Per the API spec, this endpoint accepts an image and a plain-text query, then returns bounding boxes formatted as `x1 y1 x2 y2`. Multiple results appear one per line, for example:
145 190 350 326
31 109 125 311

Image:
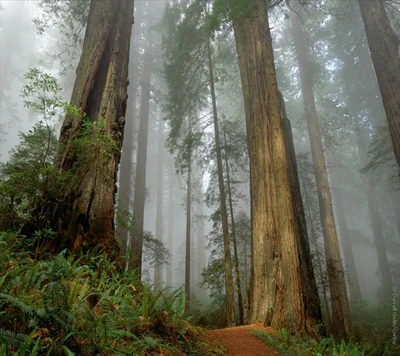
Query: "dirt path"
206 323 281 356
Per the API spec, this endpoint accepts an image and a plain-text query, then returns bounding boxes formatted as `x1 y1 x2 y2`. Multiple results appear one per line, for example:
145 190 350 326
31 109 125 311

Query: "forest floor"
206 323 282 355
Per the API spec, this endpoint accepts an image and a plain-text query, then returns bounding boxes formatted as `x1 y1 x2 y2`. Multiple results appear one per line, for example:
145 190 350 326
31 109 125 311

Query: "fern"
0 329 29 348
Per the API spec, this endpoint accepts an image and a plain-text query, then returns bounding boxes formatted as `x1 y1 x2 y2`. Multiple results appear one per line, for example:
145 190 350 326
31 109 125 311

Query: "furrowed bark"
50 0 134 258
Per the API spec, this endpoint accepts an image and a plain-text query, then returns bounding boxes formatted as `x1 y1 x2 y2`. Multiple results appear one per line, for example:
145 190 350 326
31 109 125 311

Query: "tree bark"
131 33 153 274
51 0 133 258
289 2 352 339
280 92 323 330
358 0 400 168
207 32 235 327
232 0 321 335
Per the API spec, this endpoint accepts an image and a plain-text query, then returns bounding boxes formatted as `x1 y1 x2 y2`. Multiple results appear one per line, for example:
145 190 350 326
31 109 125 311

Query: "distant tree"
289 0 352 339
154 119 166 289
131 20 154 274
162 0 209 313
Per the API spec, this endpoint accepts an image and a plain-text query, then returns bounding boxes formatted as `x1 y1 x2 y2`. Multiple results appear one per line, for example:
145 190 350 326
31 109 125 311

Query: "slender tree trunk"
195 164 207 301
289 2 352 339
223 129 244 325
166 156 175 287
117 67 137 258
232 0 322 335
301 176 332 334
355 119 393 290
154 117 164 289
185 120 193 314
207 32 235 327
331 185 363 303
49 0 133 258
358 0 400 168
131 33 153 274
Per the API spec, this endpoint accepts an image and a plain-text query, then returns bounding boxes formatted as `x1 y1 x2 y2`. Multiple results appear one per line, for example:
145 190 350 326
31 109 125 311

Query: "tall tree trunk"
358 0 400 168
223 129 244 325
131 33 153 274
166 156 175 287
280 92 323 330
154 117 164 289
331 184 363 303
301 176 332 334
207 32 235 327
195 182 207 301
232 0 322 335
289 2 352 339
117 66 137 258
185 120 193 314
355 119 393 290
50 0 133 258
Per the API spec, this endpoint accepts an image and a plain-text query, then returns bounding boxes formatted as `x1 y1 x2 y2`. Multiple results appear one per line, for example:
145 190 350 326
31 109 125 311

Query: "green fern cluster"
254 323 399 356
0 232 211 355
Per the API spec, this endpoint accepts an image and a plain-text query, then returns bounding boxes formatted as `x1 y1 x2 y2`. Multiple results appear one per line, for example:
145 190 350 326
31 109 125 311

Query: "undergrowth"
255 317 399 356
0 231 218 355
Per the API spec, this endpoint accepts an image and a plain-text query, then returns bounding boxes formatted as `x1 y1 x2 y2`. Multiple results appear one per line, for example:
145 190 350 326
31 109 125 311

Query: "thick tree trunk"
358 0 400 168
51 0 133 258
355 119 393 290
223 129 244 325
280 93 323 330
233 0 321 335
207 33 235 327
289 2 352 339
131 33 153 274
154 118 164 289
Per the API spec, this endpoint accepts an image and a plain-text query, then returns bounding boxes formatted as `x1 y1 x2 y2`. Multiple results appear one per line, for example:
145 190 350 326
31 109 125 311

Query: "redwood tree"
51 0 134 258
230 0 322 335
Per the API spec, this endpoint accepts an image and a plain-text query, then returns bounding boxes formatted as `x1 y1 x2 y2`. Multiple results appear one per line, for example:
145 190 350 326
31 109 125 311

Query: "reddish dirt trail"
206 323 282 356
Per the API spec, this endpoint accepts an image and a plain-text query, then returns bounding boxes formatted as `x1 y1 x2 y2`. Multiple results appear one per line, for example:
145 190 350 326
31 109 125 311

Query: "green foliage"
142 230 171 275
0 68 74 233
255 329 366 356
0 68 119 240
0 232 212 355
72 118 119 178
361 125 399 188
208 0 258 31
0 121 61 232
33 0 90 71
22 68 64 119
254 299 400 356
